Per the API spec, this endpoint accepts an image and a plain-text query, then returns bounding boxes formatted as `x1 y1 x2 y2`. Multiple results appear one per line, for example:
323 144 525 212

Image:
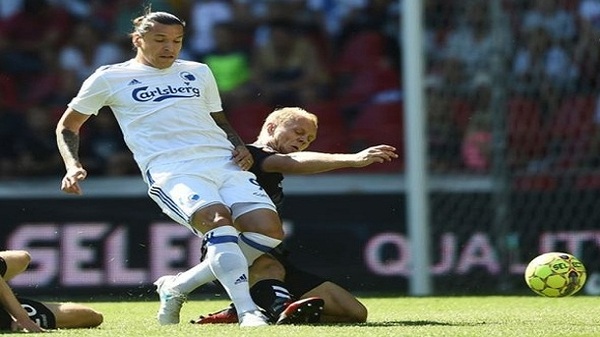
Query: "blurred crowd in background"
1 0 600 182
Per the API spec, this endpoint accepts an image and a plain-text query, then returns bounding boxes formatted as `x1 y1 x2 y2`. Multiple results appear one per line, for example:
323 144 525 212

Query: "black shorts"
0 298 57 330
284 264 327 298
0 257 7 278
271 244 327 297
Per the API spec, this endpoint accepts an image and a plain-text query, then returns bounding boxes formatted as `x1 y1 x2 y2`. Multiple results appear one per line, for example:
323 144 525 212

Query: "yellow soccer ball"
524 252 587 297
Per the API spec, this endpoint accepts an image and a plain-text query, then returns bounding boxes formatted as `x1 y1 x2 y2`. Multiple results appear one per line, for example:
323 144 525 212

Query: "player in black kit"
0 250 103 332
193 107 397 324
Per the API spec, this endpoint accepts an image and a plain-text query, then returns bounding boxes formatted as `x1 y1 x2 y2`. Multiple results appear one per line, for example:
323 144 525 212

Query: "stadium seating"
348 101 404 172
305 100 350 153
506 96 546 170
227 101 271 144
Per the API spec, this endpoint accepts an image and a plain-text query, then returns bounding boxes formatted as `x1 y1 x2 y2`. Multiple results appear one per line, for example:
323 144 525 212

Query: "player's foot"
154 275 187 325
276 297 324 325
238 309 270 327
191 304 239 324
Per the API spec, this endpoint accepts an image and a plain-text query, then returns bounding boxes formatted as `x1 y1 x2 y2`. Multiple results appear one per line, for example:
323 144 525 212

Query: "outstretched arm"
56 108 90 195
261 144 398 174
211 111 254 171
0 277 45 332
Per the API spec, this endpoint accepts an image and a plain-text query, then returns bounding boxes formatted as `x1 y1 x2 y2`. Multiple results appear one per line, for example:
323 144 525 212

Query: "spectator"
187 0 235 59
426 78 462 172
13 106 63 176
512 26 578 90
202 22 253 109
0 0 71 76
573 15 600 92
0 108 27 179
521 0 576 44
442 0 500 76
80 108 136 176
462 109 492 173
58 21 127 83
579 0 600 31
252 20 330 107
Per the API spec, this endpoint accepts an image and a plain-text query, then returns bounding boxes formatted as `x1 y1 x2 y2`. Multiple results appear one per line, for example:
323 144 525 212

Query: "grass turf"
24 295 600 336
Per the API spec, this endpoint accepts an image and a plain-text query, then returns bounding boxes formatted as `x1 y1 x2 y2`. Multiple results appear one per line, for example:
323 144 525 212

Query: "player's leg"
282 262 367 323
0 250 31 280
301 282 368 323
148 166 269 326
13 298 102 329
192 254 324 325
155 203 268 326
41 302 103 329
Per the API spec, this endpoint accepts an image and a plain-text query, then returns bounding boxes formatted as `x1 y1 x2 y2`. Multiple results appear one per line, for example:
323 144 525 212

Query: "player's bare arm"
0 277 45 332
56 108 91 195
261 144 398 174
210 111 254 170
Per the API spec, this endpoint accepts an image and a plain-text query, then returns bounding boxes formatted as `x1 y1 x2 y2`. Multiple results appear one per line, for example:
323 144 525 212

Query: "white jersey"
68 59 231 175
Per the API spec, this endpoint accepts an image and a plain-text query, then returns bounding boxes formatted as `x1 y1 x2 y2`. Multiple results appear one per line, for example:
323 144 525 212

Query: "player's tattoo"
210 111 245 147
59 129 81 161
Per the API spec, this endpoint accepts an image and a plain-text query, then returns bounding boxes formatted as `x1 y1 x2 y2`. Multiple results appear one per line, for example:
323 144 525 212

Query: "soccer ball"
524 252 587 297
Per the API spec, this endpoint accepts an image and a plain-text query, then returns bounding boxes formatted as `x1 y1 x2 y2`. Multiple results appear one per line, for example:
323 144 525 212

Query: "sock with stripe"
250 279 293 321
204 225 258 314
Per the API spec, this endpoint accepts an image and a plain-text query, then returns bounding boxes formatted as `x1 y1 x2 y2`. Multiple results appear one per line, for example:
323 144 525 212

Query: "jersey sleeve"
68 68 111 116
200 65 223 113
247 144 275 167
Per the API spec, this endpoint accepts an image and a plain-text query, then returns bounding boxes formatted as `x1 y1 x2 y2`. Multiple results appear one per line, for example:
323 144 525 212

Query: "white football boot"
154 275 187 325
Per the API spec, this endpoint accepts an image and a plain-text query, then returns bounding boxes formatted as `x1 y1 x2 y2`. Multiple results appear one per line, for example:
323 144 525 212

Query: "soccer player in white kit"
55 11 283 327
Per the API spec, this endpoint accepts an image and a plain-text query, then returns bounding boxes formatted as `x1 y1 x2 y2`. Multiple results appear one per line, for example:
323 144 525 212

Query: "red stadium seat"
338 66 401 107
513 174 559 191
546 95 597 170
348 101 404 172
335 31 387 74
306 100 350 153
227 101 271 143
506 96 546 169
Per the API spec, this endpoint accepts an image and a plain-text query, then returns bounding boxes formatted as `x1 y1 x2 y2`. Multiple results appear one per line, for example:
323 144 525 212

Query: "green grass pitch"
33 295 600 336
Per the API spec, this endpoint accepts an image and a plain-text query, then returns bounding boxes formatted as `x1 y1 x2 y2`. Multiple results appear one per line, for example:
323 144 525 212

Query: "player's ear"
132 34 143 48
267 123 277 135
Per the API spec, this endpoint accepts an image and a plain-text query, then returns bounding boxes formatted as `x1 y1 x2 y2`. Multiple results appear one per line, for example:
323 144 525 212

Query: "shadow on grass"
320 320 485 327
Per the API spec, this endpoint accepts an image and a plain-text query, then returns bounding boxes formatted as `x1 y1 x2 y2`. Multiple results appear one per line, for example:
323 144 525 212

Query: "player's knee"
8 250 31 274
211 251 246 273
250 256 285 282
235 210 284 240
191 205 234 233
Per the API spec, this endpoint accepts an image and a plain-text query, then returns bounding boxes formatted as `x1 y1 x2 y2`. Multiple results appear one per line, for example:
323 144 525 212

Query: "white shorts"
144 157 276 235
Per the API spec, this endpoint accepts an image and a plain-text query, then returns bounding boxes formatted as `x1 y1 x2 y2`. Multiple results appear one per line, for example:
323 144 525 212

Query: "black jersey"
247 144 284 210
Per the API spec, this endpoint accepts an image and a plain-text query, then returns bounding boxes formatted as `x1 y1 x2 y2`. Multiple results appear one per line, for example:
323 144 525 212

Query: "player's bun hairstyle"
131 11 186 36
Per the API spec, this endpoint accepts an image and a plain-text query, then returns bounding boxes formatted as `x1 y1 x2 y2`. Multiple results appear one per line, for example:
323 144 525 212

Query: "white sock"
238 232 282 265
170 259 215 295
204 226 258 314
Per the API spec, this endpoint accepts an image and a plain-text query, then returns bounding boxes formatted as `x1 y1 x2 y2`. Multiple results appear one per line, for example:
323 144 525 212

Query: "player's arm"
261 145 398 174
56 108 91 195
0 277 44 332
211 111 253 170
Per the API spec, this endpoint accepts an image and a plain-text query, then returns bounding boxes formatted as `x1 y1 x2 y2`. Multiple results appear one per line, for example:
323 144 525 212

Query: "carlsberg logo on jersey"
132 85 201 102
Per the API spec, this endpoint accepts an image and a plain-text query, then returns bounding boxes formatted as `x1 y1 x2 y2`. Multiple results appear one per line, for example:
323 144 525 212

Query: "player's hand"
60 166 88 195
11 318 46 333
354 145 398 167
232 145 254 171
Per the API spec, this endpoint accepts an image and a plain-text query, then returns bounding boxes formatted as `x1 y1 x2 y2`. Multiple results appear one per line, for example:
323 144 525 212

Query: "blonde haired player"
194 106 397 324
